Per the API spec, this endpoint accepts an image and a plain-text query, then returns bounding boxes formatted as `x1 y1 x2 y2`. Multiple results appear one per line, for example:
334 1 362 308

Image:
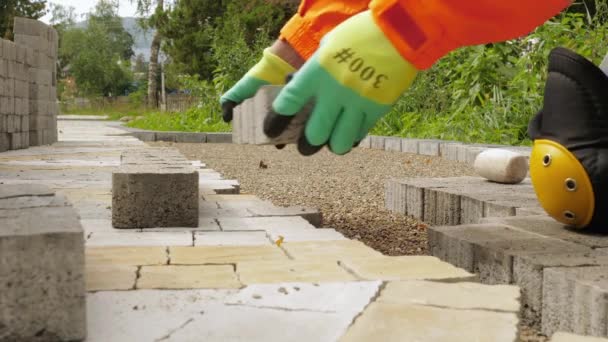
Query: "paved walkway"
0 118 526 341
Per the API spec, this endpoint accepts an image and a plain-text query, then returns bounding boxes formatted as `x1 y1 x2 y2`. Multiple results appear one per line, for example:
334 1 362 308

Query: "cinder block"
384 137 402 152
112 149 199 228
514 253 608 328
3 40 16 61
0 132 9 151
0 184 86 341
543 267 608 337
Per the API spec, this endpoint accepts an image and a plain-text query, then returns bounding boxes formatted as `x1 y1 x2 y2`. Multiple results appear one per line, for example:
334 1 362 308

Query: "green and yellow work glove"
220 48 296 123
264 11 419 155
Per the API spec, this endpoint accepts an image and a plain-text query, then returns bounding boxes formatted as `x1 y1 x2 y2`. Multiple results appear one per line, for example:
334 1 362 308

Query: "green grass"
127 110 231 132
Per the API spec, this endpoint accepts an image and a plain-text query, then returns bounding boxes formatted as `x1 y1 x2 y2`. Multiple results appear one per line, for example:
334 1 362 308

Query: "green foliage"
59 0 135 97
372 9 608 146
127 108 231 132
159 0 295 80
0 0 46 39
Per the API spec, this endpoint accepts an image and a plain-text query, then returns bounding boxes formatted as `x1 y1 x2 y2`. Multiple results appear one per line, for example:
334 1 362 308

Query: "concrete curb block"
118 125 232 144
0 184 86 341
384 176 543 226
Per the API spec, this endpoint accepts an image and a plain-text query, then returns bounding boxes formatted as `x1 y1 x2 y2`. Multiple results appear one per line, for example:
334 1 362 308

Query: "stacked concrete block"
0 38 29 151
232 85 312 145
385 176 543 226
428 218 608 337
112 148 199 228
0 184 86 341
13 17 59 147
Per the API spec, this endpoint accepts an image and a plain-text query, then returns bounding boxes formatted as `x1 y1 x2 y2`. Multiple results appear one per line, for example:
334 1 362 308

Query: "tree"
131 0 167 108
0 0 46 39
59 0 134 96
158 0 296 80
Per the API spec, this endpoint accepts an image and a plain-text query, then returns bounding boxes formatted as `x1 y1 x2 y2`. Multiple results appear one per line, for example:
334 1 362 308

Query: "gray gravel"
151 142 475 255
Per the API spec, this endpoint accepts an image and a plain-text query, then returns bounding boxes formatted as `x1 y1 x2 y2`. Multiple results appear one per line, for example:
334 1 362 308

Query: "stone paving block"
543 266 608 338
86 231 194 247
194 231 271 246
86 246 168 266
370 135 385 149
86 264 137 291
379 280 520 312
384 137 402 152
341 301 518 342
237 259 357 284
140 218 221 232
112 161 199 228
514 252 608 326
170 245 287 264
283 240 384 261
482 215 608 248
551 332 608 342
138 265 242 289
423 187 462 225
0 186 86 341
341 256 476 282
429 223 591 283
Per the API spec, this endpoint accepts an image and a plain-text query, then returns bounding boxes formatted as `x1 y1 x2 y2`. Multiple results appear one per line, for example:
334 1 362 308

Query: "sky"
40 0 140 24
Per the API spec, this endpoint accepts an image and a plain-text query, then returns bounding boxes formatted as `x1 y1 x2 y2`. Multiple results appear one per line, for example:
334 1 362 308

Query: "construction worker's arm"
369 0 572 70
220 0 370 122
264 1 572 155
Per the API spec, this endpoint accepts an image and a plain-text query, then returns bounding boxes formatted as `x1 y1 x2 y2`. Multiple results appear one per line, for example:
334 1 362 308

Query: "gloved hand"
220 48 296 123
263 10 419 155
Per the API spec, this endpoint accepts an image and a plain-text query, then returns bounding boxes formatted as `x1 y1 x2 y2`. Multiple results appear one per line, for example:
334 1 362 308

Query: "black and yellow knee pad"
528 47 608 230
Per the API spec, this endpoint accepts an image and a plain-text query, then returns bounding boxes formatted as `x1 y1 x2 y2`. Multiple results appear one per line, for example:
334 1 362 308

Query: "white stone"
474 148 528 184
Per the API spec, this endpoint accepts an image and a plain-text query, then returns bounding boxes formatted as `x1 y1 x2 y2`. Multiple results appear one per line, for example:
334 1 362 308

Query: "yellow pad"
530 139 595 228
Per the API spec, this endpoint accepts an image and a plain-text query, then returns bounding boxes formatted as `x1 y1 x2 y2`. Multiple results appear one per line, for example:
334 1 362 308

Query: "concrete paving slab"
86 231 193 247
86 246 168 267
138 265 242 289
194 231 271 246
86 265 137 291
170 245 288 264
87 285 375 342
551 332 608 341
378 280 519 312
340 301 518 342
341 256 476 282
218 216 316 231
237 259 357 284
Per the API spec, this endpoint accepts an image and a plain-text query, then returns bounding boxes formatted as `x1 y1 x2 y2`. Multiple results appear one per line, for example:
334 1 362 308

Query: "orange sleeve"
279 0 370 60
370 0 572 70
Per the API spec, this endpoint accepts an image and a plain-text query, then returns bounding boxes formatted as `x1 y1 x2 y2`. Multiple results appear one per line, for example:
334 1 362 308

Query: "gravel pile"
151 142 475 255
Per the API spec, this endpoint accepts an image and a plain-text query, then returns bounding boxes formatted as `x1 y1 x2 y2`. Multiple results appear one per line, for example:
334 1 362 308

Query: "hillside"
76 16 155 60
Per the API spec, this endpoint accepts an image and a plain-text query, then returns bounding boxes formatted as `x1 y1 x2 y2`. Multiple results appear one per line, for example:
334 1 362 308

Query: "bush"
372 10 608 146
